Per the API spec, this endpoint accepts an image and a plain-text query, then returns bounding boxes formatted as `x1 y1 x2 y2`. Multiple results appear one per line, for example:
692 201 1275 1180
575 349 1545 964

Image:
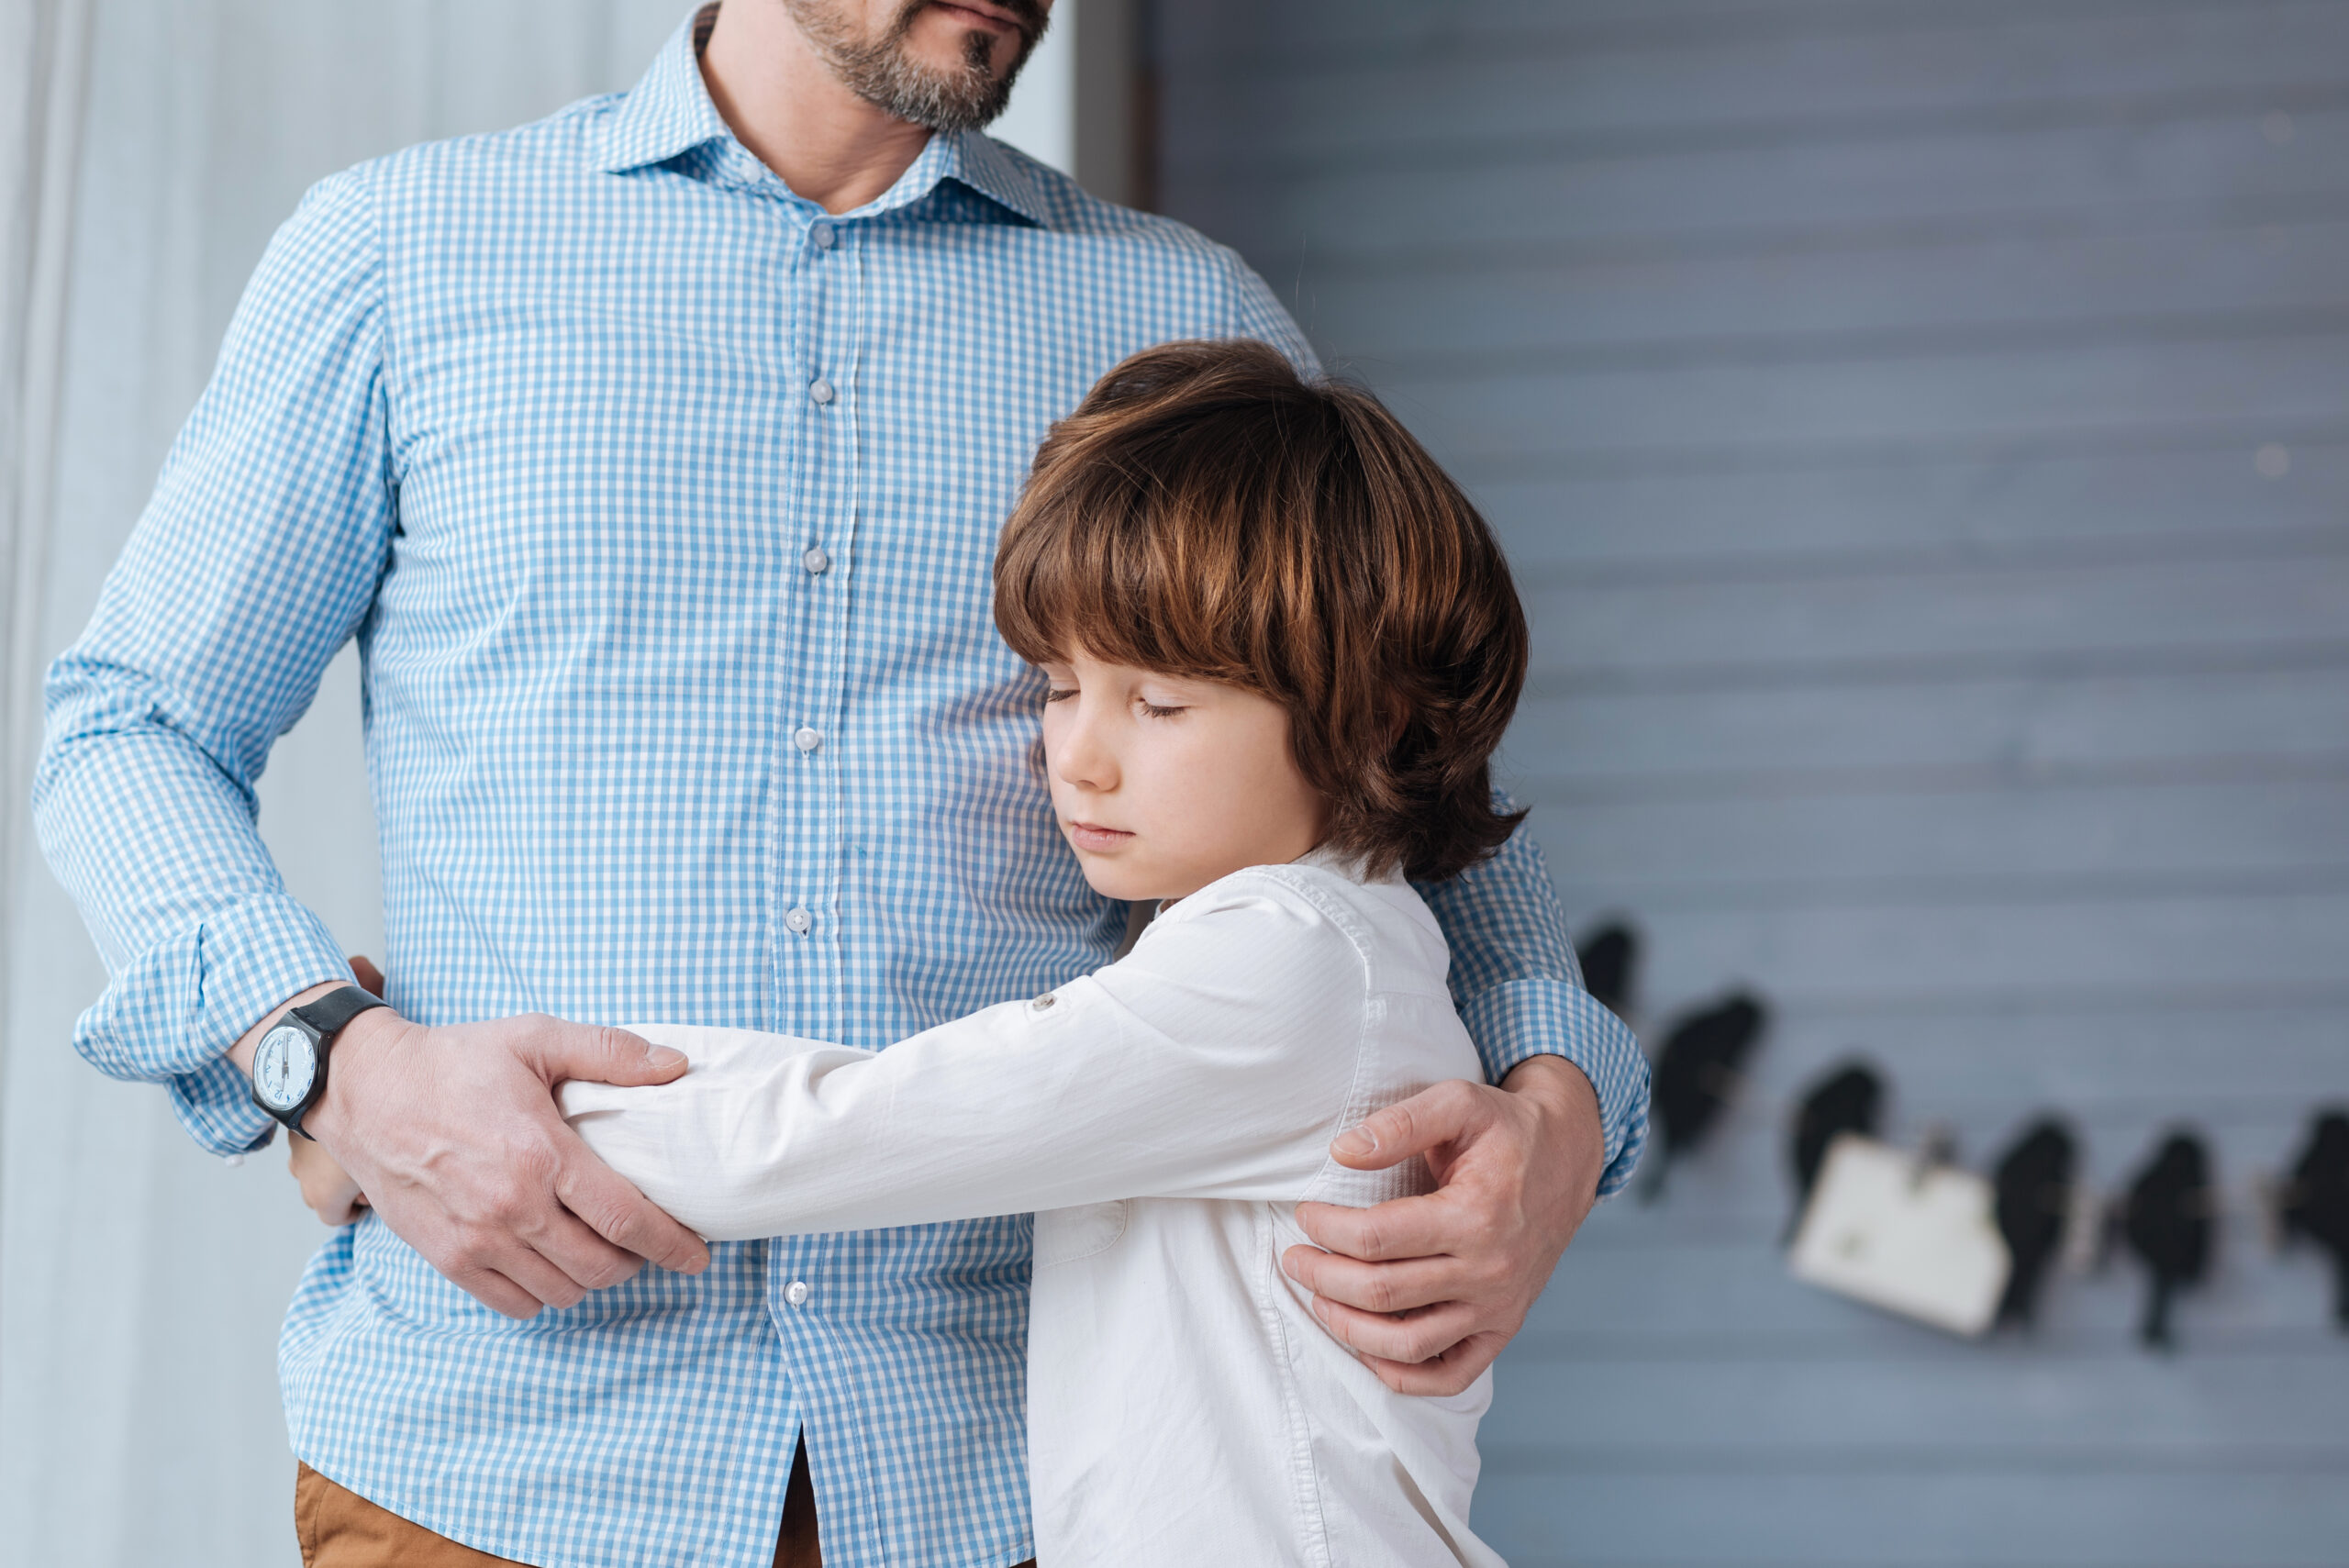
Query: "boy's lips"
1065 821 1134 852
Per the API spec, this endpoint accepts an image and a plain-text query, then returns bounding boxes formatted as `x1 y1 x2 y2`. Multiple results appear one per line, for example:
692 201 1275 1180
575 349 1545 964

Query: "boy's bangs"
995 456 1264 689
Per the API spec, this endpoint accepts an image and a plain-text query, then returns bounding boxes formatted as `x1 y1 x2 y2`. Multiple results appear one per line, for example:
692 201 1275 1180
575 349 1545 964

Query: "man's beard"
786 0 1048 134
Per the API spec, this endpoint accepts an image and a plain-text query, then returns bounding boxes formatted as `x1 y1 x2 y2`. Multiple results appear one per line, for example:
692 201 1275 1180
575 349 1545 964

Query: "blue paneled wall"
1160 4 2349 1562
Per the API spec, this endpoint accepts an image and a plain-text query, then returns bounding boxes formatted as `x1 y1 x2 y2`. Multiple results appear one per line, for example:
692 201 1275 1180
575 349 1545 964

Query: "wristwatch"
248 984 387 1140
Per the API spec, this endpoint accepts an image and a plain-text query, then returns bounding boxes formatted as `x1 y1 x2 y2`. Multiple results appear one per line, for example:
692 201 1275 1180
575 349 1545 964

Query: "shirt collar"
592 5 1052 230
941 128 1053 228
1298 843 1399 886
591 6 733 175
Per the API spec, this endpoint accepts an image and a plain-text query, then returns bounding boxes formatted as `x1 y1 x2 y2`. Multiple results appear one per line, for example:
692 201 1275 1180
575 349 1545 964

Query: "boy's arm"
560 875 1376 1240
1276 817 1653 1398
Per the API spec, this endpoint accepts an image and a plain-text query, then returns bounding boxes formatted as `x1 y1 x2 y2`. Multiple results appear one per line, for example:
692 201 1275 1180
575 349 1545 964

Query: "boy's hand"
290 1134 369 1225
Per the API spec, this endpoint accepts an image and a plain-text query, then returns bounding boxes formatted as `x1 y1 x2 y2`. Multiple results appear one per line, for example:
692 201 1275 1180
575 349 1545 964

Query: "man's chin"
904 30 1020 89
907 7 1031 83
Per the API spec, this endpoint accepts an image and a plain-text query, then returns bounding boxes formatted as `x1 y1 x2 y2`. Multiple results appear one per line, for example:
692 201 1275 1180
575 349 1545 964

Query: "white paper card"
1788 1134 2014 1338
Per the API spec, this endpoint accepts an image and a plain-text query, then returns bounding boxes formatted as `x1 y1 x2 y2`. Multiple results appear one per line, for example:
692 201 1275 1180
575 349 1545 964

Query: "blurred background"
3 2 2344 1564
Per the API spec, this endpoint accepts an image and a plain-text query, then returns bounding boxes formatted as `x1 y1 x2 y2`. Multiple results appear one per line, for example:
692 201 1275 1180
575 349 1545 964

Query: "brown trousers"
296 1444 1035 1568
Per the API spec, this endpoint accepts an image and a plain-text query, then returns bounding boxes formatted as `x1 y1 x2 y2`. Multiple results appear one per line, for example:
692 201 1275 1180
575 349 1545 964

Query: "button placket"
774 211 855 1044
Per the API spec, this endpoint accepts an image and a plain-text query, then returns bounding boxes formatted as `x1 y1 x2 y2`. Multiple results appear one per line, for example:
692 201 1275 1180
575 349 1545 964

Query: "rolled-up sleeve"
33 171 395 1153
1418 819 1652 1198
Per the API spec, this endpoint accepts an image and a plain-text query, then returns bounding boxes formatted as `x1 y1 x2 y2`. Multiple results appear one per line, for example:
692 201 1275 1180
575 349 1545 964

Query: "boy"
559 339 1531 1565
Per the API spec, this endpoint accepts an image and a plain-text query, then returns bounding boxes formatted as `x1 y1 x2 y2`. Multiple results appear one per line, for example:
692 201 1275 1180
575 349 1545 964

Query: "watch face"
254 1025 317 1111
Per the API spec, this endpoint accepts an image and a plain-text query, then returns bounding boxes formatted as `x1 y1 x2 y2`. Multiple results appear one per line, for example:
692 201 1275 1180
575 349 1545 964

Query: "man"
36 3 1648 1564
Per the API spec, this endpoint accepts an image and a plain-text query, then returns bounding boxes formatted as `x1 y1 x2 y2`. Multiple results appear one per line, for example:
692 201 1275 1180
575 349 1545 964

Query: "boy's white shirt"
561 849 1505 1568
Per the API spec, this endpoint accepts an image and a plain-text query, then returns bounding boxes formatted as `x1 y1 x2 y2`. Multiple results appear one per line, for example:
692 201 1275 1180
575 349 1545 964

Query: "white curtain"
0 5 694 1562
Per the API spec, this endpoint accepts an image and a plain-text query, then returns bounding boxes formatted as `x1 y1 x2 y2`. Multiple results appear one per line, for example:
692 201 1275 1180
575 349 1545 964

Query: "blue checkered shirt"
35 16 1648 1568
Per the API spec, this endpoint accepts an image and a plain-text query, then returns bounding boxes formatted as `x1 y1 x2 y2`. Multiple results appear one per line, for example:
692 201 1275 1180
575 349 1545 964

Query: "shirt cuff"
72 892 353 1155
1459 977 1651 1200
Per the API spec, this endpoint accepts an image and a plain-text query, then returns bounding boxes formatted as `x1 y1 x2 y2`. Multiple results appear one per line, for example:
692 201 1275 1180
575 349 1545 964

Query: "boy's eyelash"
1038 686 1185 717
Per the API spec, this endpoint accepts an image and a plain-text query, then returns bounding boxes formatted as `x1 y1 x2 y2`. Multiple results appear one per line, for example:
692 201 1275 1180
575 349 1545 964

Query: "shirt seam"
1257 1211 1341 1568
1200 867 1383 1206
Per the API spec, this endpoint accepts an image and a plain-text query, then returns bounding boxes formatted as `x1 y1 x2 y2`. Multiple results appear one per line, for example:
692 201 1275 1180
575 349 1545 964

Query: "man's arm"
1282 817 1653 1395
1420 821 1650 1195
1223 264 1653 1391
37 171 400 1150
1222 258 1650 1170
35 172 705 1316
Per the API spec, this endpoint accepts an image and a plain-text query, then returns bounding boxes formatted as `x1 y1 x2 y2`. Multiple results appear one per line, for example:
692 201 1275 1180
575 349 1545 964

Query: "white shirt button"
1030 993 1057 1012
794 726 822 753
785 906 812 936
811 222 836 249
808 378 835 406
803 545 830 575
785 1280 811 1307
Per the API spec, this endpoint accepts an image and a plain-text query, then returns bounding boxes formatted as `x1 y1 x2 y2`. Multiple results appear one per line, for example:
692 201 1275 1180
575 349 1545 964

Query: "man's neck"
700 4 936 215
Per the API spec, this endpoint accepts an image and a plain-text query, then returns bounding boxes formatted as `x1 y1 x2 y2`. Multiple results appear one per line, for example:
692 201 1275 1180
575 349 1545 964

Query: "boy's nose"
1052 715 1119 792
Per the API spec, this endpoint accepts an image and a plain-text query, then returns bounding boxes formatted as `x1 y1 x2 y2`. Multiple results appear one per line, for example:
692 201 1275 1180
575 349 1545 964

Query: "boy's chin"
1078 860 1165 905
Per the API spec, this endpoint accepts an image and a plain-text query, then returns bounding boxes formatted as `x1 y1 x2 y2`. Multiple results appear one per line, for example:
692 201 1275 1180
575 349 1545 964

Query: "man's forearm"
1501 1053 1605 1211
1418 824 1652 1196
227 979 352 1077
1502 1052 1599 1125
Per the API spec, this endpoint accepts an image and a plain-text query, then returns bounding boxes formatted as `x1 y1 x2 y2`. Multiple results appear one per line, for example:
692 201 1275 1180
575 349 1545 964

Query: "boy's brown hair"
994 339 1528 884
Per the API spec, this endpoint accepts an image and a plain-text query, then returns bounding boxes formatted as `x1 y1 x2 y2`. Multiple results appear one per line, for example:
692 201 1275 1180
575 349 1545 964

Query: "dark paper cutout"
1991 1118 2077 1331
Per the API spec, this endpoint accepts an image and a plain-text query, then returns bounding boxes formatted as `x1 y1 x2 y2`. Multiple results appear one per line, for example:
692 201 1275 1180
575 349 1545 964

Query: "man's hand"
1281 1055 1603 1395
232 967 709 1318
289 1133 368 1225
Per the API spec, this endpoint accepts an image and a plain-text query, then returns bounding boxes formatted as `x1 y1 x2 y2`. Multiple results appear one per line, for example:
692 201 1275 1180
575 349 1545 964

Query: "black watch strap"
289 984 387 1041
273 985 387 1140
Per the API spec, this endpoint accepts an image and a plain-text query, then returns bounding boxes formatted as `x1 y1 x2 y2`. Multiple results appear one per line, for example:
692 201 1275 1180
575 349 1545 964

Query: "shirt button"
785 906 813 936
785 1280 811 1307
809 378 835 406
811 222 836 250
1030 993 1057 1012
794 726 822 753
803 545 830 575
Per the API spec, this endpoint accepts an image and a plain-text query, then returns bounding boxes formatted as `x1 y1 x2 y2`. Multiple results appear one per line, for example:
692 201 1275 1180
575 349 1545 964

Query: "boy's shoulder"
1152 859 1449 990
